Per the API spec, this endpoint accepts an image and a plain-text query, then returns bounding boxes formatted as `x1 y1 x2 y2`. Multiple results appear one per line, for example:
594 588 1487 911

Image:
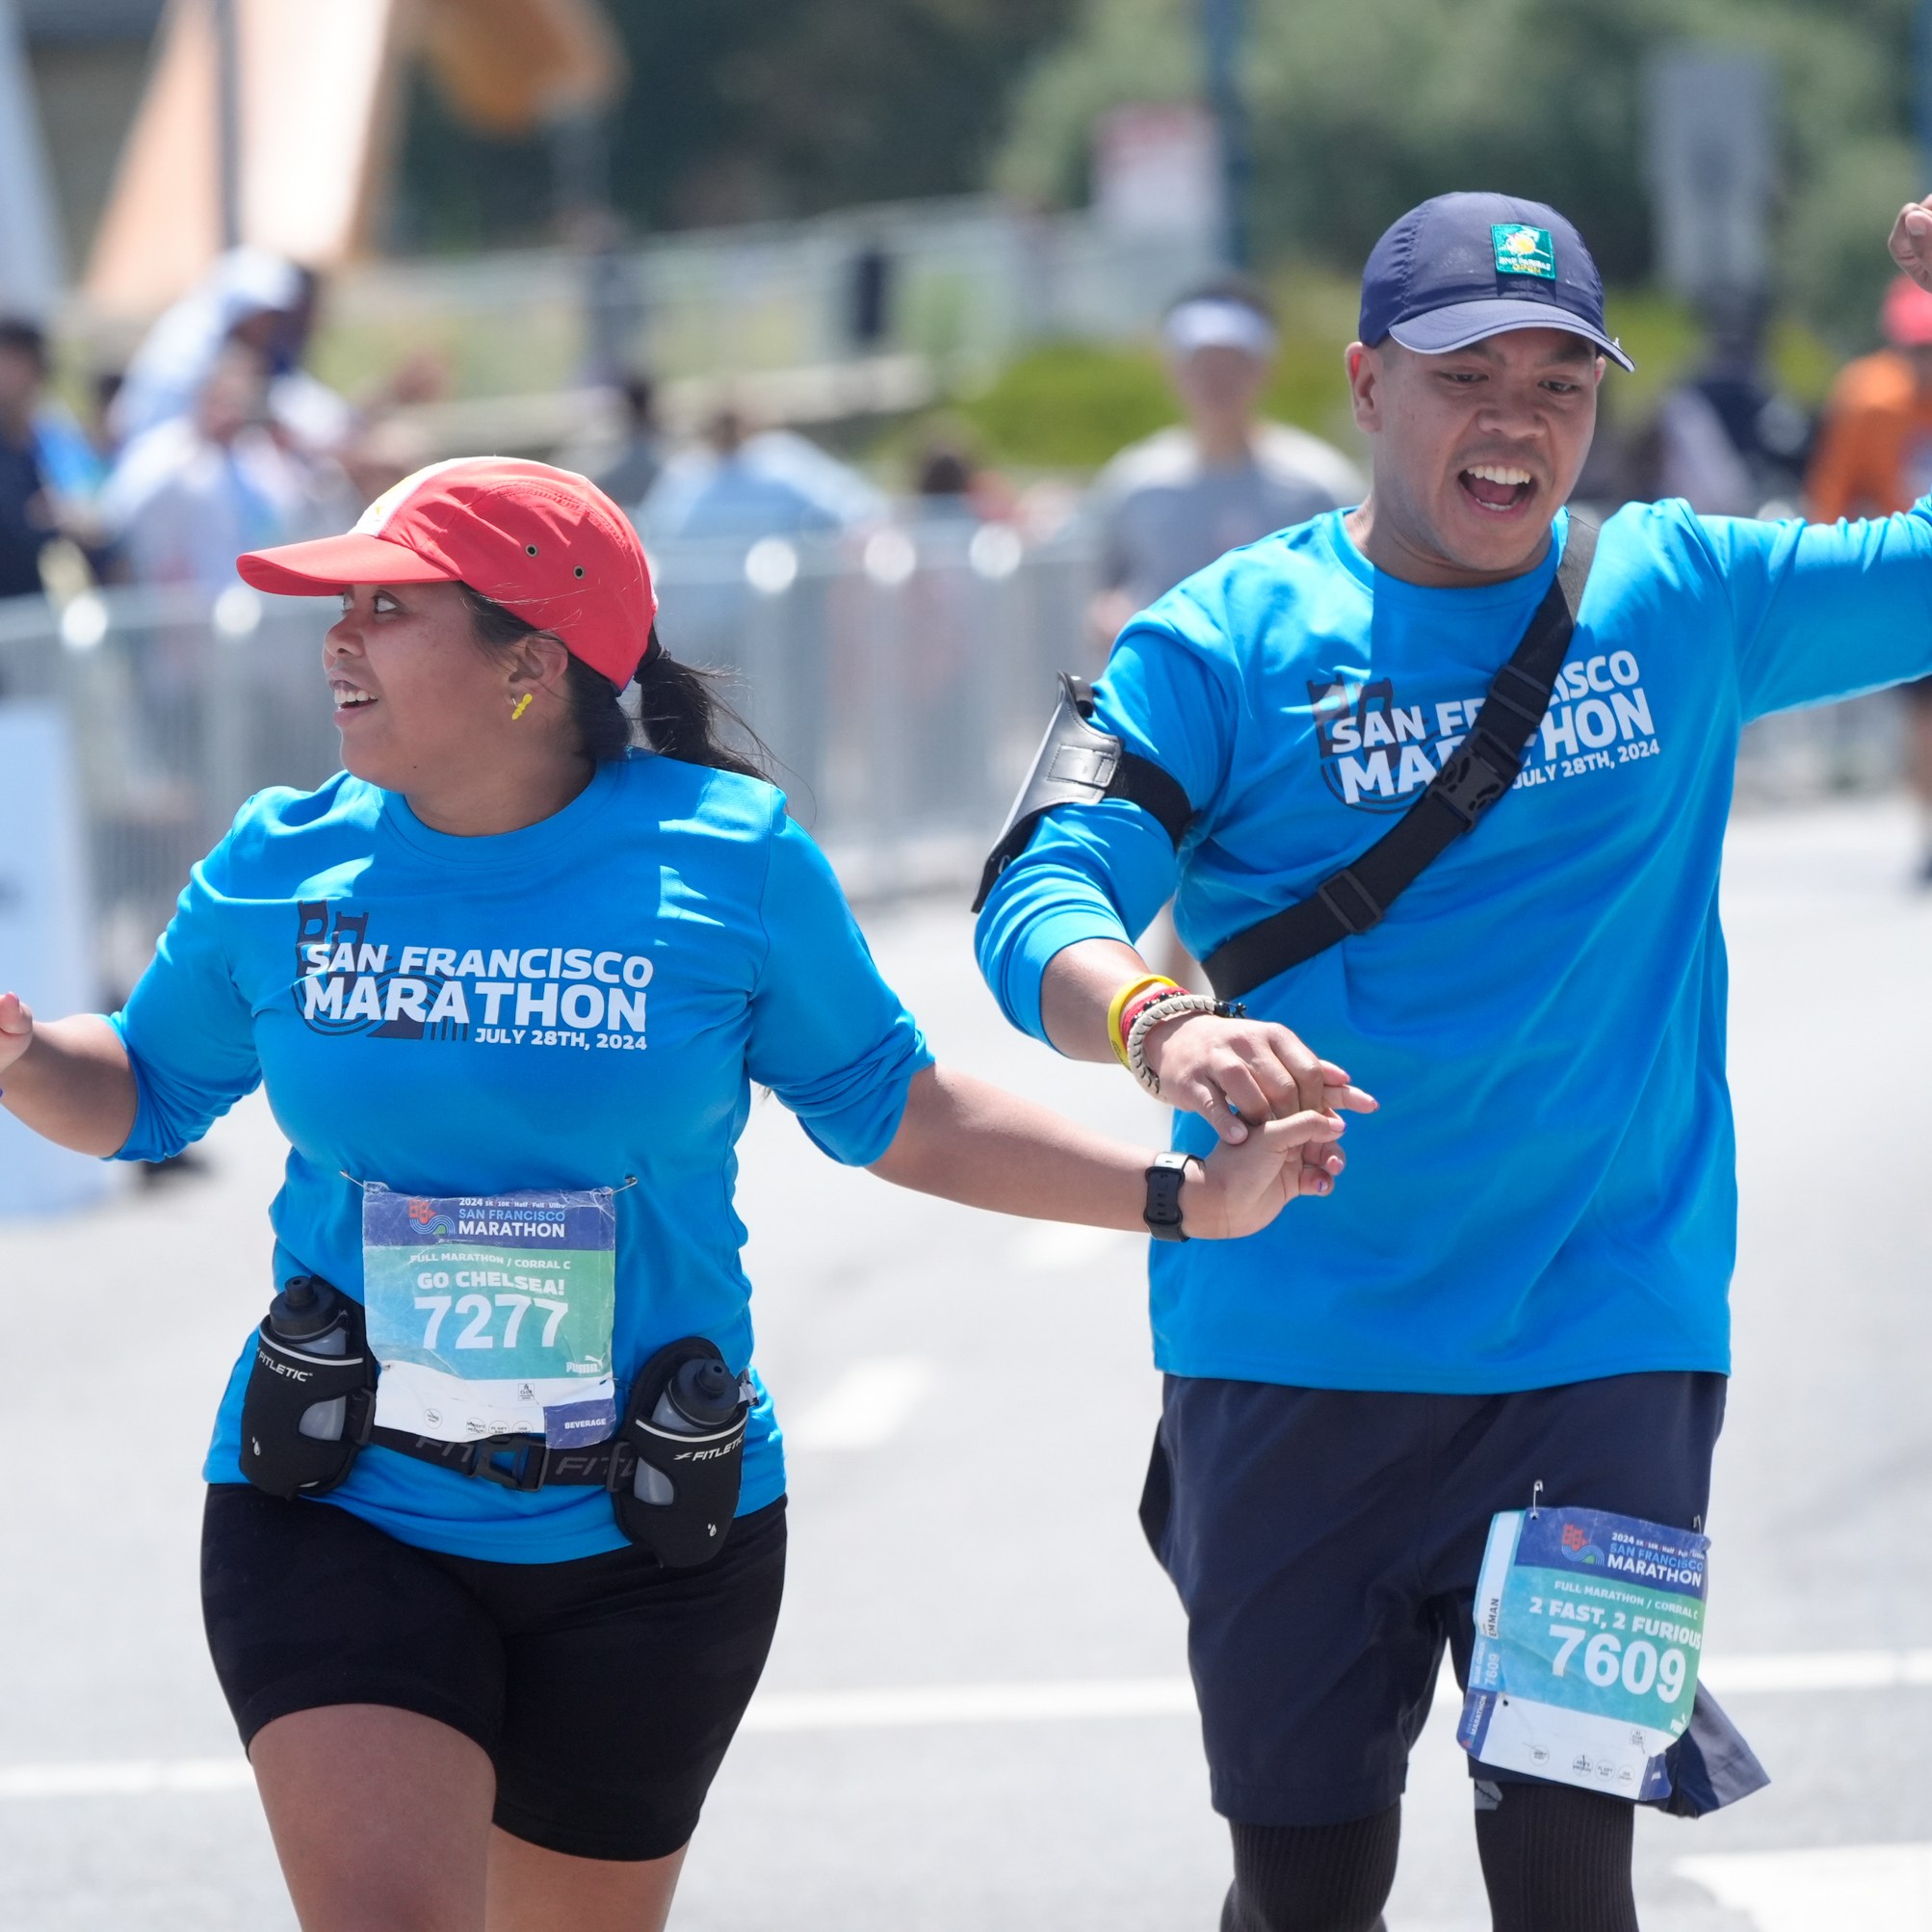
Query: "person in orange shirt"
1807 275 1932 877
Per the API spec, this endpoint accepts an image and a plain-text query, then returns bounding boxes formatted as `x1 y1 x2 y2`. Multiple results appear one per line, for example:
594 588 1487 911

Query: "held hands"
1183 1107 1347 1239
0 992 33 1078
1890 196 1932 292
1142 1011 1377 1164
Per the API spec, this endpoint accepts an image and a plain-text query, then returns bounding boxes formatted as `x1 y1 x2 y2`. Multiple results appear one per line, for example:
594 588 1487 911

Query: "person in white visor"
1087 278 1365 646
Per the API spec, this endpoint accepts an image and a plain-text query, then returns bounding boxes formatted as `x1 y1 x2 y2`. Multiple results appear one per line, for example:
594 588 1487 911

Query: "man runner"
975 190 1932 1931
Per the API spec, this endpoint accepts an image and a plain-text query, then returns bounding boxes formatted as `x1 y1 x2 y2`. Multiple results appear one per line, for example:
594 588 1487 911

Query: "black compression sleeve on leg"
1473 1781 1637 1932
1220 1805 1400 1932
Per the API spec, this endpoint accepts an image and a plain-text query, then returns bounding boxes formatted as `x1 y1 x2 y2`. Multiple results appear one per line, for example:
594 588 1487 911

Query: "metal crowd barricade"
0 583 343 1001
650 518 1096 896
0 529 1904 1007
0 520 1098 1001
1731 691 1902 804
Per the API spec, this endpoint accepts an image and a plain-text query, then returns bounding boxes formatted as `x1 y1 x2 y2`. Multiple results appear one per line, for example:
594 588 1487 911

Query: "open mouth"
1458 462 1536 516
331 684 379 716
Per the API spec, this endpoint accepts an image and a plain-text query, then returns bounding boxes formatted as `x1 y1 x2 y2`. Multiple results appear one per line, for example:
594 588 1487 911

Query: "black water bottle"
633 1356 740 1504
268 1276 353 1441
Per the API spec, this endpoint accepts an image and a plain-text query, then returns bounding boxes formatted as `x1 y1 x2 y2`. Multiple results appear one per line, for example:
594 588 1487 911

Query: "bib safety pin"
1528 1479 1543 1520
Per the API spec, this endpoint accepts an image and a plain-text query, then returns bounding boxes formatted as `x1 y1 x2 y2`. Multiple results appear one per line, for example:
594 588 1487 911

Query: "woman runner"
0 459 1368 1932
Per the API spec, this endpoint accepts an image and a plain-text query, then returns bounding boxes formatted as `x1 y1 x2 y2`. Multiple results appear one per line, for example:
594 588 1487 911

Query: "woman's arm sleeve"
744 812 933 1165
108 837 263 1162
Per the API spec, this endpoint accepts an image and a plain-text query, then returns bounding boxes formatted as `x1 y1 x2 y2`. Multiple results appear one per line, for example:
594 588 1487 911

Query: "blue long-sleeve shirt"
978 502 1932 1394
115 751 930 1560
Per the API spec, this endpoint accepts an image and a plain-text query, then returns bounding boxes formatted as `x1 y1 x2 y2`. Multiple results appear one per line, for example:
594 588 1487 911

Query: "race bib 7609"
1458 1504 1709 1802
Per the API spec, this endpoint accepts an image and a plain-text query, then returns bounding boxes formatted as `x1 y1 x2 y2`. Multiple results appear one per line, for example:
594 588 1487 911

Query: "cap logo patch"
1492 223 1555 280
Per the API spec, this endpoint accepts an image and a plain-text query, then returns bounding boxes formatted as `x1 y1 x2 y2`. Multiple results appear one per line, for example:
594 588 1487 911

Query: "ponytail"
459 587 770 780
633 630 770 779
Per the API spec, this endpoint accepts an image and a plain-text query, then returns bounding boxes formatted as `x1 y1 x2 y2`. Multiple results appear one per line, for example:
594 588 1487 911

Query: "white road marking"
0 1759 255 1800
783 1356 933 1451
742 1675 1197 1733
1703 1648 1932 1693
1677 1842 1932 1931
2 1644 1927 1801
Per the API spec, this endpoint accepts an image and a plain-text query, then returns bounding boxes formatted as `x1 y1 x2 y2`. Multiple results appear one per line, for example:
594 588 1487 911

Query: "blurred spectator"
593 373 665 509
111 249 360 468
1644 294 1809 516
110 248 305 446
90 370 127 466
0 324 52 601
911 436 1016 526
100 343 313 595
640 406 884 541
1807 277 1932 522
1808 275 1932 879
263 267 357 458
1086 278 1365 644
0 319 108 601
915 440 976 514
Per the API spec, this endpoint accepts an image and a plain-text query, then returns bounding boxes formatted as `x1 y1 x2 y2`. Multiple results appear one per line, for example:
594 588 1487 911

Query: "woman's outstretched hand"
0 994 136 1154
0 992 34 1078
1185 1106 1347 1240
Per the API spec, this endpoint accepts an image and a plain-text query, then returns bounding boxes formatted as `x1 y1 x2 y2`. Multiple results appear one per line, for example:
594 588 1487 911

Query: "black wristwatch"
1144 1151 1197 1241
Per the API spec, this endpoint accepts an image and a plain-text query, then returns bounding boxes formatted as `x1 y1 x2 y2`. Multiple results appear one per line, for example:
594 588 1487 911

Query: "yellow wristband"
1106 974 1181 1068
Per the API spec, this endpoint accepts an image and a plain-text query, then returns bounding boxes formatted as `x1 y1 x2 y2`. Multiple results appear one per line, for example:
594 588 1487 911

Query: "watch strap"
1144 1150 1194 1241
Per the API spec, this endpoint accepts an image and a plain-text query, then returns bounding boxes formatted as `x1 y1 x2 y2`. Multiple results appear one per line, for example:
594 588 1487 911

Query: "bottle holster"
238 1297 377 1501
236 1292 745 1565
609 1337 751 1568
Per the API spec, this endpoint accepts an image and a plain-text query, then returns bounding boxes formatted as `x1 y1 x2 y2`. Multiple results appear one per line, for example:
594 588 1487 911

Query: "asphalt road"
1 796 1929 1930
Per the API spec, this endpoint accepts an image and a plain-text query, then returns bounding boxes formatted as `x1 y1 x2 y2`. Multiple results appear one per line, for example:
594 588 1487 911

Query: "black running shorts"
1140 1371 1725 1828
201 1483 786 1861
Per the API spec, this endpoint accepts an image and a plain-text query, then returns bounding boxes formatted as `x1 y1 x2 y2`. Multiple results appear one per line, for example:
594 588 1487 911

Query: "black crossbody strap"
1203 519 1599 1004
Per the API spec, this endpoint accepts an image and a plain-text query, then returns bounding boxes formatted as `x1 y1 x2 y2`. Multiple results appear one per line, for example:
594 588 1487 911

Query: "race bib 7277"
361 1184 618 1449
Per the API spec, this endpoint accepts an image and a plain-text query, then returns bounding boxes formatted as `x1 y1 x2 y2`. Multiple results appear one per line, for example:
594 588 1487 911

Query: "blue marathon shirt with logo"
978 501 1932 1394
112 752 930 1561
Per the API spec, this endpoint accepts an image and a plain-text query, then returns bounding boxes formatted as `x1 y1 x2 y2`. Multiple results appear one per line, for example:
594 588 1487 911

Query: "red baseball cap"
1882 274 1932 350
236 457 659 687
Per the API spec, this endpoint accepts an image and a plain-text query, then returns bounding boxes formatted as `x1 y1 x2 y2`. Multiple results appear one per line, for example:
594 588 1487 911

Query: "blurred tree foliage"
959 342 1178 469
395 0 1077 248
994 0 1922 346
954 269 1841 472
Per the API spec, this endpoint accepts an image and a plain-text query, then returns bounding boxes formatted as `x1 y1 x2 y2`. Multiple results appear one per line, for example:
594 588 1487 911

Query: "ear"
502 632 574 702
1345 341 1383 433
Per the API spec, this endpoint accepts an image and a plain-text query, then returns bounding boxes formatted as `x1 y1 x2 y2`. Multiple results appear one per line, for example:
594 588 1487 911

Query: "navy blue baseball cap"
1359 191 1633 372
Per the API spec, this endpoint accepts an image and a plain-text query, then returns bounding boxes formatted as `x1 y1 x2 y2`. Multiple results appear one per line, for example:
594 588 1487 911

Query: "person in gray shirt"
1088 279 1365 646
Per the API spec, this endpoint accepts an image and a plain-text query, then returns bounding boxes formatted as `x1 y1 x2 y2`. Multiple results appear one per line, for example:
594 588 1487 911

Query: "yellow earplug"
510 693 533 721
